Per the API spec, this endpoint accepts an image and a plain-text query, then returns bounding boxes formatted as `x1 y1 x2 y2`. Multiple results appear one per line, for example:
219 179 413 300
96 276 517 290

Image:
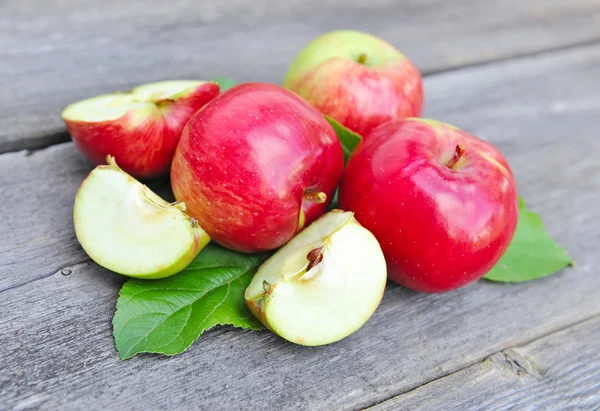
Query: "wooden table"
2 1 599 409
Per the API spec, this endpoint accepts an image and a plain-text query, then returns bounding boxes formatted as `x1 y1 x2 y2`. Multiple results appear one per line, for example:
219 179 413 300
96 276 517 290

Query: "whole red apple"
283 30 423 137
171 83 344 253
62 80 220 178
339 118 518 293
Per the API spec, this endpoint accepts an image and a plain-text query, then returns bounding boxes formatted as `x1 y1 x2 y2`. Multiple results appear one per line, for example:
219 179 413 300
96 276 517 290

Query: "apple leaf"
113 243 267 359
325 115 362 163
484 197 573 283
211 77 236 92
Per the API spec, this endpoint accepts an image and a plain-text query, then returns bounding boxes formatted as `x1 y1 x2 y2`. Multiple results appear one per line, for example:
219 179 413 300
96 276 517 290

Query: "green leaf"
211 77 236 92
113 243 267 359
484 197 573 283
325 115 362 163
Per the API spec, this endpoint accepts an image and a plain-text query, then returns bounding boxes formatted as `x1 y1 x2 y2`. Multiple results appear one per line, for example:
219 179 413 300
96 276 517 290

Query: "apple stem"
302 191 327 204
106 155 119 168
357 53 367 65
156 98 176 108
446 144 466 169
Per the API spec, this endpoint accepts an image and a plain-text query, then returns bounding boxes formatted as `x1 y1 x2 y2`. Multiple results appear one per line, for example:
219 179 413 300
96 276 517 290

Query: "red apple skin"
64 82 219 178
339 119 519 293
170 83 344 253
290 59 423 137
283 31 423 137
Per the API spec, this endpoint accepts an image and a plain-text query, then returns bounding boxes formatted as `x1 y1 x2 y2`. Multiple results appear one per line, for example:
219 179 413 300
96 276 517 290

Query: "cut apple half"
74 156 210 279
61 80 220 178
62 80 211 123
245 210 387 346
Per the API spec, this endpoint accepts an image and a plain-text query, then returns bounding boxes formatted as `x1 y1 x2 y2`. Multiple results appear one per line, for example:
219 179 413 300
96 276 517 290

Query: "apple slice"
74 156 210 279
62 80 220 178
245 210 387 346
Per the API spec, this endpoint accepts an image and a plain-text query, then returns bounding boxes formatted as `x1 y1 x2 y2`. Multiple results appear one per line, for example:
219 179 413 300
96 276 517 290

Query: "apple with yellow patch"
283 30 423 137
62 80 220 178
339 118 518 292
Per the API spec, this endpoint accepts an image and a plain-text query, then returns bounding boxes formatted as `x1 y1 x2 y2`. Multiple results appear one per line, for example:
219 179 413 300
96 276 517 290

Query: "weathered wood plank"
370 316 600 410
0 146 172 293
3 42 599 292
1 44 600 409
1 139 599 410
1 0 600 152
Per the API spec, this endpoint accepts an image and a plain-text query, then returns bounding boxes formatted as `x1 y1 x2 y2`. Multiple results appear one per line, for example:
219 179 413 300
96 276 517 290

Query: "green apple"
283 30 423 137
245 210 387 346
74 156 210 279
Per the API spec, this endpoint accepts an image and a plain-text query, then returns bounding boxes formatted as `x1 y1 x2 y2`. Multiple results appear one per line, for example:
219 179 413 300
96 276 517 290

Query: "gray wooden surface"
370 316 600 410
2 0 600 153
1 1 600 410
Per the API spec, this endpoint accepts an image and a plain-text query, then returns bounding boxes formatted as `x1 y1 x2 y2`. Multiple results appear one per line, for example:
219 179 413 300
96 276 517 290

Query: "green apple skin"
283 30 423 137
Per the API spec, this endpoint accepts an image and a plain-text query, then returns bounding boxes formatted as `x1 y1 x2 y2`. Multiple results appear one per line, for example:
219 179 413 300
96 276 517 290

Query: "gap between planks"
0 258 89 294
363 312 600 410
1 36 600 157
1 34 598 409
420 35 600 76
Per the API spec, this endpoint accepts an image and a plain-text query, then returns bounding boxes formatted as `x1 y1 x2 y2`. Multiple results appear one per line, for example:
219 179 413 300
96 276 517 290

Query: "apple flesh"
171 83 344 253
245 210 387 346
74 156 210 279
283 30 423 137
62 80 220 178
339 118 519 293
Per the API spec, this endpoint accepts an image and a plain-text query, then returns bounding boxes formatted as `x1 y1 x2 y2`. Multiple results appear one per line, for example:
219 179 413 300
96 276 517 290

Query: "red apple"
339 118 519 293
62 80 220 178
283 30 423 137
170 83 344 253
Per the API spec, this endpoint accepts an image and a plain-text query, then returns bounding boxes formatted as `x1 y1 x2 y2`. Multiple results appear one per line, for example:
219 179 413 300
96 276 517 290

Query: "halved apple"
245 210 387 346
73 156 210 279
62 80 220 178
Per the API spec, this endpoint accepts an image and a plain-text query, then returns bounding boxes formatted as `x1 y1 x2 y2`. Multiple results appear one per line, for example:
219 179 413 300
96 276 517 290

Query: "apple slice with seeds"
245 210 387 346
62 80 220 178
74 156 210 279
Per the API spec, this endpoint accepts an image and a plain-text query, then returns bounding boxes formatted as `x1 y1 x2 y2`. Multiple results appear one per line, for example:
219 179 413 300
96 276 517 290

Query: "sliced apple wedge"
245 210 387 346
74 156 210 279
62 80 220 178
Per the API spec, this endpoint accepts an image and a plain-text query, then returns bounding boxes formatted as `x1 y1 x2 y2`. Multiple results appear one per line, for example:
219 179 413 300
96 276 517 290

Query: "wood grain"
3 41 599 292
0 146 172 293
1 43 600 409
370 316 600 410
2 0 600 152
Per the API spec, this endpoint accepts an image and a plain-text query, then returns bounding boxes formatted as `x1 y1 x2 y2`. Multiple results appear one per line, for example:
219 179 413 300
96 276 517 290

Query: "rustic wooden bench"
1 0 599 409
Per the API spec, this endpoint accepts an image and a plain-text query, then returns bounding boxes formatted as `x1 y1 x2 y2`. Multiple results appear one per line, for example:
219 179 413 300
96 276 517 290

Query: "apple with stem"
74 156 210 279
339 118 519 293
62 80 220 178
245 210 387 346
283 30 423 137
171 83 344 253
